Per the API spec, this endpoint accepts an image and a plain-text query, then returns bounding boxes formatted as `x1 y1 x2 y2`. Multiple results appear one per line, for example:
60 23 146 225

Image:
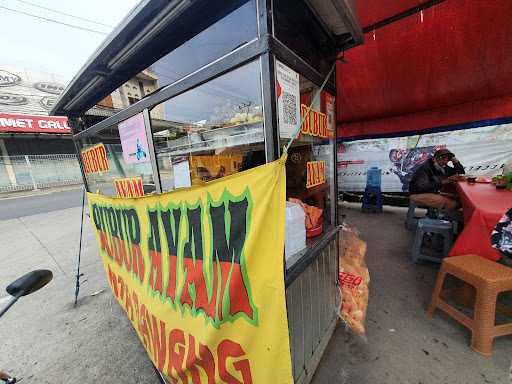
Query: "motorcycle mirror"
6 269 53 297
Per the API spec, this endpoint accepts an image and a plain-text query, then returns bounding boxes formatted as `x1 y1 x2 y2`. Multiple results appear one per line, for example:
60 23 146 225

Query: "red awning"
338 0 512 140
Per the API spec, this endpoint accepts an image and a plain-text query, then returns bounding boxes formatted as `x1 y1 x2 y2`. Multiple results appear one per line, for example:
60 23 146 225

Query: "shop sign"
87 157 293 383
0 70 21 87
118 113 150 164
306 160 326 188
276 60 300 139
300 104 328 139
114 176 144 198
81 143 109 174
0 113 70 133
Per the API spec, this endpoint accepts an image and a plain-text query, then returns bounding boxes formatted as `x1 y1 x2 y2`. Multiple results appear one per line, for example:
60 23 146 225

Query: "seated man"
409 148 465 210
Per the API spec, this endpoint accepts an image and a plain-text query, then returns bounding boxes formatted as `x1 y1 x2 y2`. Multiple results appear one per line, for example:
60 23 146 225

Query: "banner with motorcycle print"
338 123 512 192
87 156 293 384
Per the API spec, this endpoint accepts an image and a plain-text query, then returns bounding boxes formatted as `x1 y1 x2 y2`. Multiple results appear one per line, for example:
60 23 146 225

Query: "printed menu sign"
276 60 300 139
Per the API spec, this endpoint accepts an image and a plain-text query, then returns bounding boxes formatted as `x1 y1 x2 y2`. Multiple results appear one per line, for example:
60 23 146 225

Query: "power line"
0 5 108 35
10 0 114 28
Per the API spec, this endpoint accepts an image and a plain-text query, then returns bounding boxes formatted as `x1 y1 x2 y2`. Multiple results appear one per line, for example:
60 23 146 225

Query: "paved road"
0 188 85 220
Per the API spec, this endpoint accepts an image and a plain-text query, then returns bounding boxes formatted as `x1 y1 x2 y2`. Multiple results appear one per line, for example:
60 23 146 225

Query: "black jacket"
409 157 465 194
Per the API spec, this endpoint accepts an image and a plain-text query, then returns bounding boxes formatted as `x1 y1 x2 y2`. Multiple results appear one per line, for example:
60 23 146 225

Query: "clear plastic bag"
338 223 370 335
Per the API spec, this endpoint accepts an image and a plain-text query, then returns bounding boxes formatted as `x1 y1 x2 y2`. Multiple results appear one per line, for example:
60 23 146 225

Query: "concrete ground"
1 198 512 383
312 202 512 384
0 206 158 383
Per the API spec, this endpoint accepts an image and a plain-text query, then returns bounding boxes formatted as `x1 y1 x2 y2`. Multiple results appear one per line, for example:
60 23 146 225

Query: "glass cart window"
77 123 156 197
279 73 336 245
149 60 265 191
113 1 258 105
273 0 335 77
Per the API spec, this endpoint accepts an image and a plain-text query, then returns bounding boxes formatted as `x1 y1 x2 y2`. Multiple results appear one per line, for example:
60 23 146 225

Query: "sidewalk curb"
0 185 83 200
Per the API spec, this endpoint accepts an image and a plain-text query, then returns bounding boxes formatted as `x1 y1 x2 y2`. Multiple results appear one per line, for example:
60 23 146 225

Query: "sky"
0 0 140 83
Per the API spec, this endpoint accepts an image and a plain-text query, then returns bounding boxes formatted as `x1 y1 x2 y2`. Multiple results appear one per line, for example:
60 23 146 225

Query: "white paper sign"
276 60 300 139
173 160 191 189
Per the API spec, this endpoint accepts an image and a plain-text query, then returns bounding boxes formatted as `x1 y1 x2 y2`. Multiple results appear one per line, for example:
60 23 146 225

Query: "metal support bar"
268 36 337 96
73 37 268 141
260 53 280 162
362 0 447 33
143 109 162 193
24 155 38 191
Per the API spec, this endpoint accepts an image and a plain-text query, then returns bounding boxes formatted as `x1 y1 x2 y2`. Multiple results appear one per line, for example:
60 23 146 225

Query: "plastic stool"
405 203 438 230
411 218 453 263
428 255 512 356
361 186 382 213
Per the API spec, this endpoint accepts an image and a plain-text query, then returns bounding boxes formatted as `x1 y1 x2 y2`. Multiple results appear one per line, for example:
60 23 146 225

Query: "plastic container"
366 166 382 188
285 202 306 260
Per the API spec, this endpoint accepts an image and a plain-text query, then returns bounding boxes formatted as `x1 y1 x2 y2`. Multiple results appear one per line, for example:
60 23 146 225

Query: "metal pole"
143 108 162 193
25 155 38 191
74 187 86 306
0 294 21 319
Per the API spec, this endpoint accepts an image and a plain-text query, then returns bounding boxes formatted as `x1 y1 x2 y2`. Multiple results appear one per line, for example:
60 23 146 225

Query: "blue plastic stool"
362 186 383 213
405 203 438 231
411 218 454 264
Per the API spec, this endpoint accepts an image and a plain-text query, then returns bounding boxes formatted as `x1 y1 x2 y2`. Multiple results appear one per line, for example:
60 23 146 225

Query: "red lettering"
107 265 119 297
132 244 144 283
321 114 327 138
167 329 188 383
133 178 144 197
180 259 217 319
186 335 215 384
312 112 319 136
113 237 125 267
300 105 309 135
218 340 253 384
149 250 163 295
151 315 167 372
166 255 178 303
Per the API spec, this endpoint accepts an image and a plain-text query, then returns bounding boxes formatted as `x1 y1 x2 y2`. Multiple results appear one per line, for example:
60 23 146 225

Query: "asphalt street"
0 188 85 220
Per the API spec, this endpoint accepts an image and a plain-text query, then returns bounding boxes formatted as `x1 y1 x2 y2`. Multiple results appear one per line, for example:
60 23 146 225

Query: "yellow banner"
87 157 293 384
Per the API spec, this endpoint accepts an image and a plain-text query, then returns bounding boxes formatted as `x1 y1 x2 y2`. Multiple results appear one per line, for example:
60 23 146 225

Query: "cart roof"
51 0 247 117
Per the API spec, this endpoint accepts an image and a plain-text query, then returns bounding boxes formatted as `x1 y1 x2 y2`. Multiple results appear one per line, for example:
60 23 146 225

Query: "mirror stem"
0 292 23 319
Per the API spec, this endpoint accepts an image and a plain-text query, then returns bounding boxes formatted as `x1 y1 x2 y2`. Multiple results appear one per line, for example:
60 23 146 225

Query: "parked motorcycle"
0 270 53 383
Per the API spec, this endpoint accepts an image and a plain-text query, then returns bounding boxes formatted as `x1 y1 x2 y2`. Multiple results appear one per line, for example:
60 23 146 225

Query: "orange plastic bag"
338 224 370 335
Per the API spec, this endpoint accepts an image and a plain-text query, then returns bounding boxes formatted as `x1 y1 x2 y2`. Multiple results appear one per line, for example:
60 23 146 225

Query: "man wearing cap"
409 148 465 211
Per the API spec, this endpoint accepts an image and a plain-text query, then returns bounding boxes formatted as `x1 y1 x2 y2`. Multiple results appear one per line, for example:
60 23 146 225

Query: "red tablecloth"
449 182 512 260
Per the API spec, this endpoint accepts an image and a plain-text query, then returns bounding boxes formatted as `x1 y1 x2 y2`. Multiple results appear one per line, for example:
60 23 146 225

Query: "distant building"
0 66 165 158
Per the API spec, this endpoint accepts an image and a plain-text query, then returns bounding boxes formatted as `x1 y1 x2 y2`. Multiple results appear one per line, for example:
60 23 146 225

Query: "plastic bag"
338 223 370 335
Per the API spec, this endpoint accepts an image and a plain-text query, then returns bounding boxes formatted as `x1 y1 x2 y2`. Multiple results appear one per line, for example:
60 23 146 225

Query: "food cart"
52 1 363 382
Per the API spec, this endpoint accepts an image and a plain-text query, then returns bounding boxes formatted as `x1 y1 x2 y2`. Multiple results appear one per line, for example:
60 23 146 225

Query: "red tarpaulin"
338 0 512 140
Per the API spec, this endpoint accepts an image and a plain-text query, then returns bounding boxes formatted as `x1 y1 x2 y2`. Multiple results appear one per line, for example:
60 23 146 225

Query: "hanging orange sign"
114 176 144 198
81 143 109 174
306 160 326 188
300 104 328 139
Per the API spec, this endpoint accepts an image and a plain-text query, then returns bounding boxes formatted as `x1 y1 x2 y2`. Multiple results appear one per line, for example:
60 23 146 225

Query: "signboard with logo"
0 113 70 133
0 67 66 116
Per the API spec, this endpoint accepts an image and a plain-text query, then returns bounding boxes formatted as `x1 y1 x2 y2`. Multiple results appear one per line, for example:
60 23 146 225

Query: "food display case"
52 1 362 382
